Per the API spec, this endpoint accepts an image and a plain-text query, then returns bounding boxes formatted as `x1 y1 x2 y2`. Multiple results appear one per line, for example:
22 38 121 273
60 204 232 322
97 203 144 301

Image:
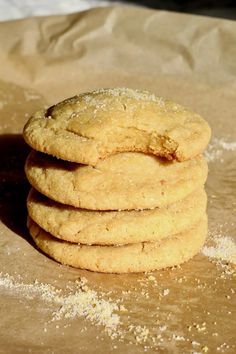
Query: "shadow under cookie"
0 134 31 242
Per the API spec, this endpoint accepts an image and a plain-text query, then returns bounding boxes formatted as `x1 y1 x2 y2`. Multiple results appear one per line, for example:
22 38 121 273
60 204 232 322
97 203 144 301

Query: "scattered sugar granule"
163 289 170 296
119 305 127 312
202 236 236 264
128 325 149 344
23 90 42 101
192 322 207 332
172 334 185 341
204 137 236 163
159 325 167 332
0 273 120 338
192 341 200 346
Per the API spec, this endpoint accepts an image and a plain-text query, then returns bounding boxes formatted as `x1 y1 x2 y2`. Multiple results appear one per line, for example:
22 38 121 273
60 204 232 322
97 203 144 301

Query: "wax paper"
0 6 235 354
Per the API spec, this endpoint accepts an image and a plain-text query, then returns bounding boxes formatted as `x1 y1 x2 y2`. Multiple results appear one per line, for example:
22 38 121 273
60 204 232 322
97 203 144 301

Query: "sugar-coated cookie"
25 150 208 210
27 188 207 245
28 216 207 273
23 88 211 165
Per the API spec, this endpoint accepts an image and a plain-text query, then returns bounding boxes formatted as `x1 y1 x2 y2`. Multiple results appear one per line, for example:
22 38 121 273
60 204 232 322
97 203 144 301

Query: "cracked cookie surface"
25 150 208 210
28 216 207 273
27 188 207 245
23 88 211 165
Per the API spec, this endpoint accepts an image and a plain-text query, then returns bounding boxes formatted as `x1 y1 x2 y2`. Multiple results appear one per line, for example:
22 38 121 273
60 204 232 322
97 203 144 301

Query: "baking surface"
0 7 235 354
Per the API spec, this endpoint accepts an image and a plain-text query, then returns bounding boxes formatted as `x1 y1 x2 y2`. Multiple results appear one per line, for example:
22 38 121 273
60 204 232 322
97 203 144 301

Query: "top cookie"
23 88 211 165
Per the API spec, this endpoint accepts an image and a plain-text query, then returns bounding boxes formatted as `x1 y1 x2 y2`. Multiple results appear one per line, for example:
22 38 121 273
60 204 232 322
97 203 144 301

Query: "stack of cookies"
23 88 211 273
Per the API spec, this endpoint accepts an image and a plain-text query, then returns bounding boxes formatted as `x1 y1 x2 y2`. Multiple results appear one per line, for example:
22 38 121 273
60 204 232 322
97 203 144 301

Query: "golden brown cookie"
25 150 208 210
28 216 207 273
27 188 207 245
23 88 211 165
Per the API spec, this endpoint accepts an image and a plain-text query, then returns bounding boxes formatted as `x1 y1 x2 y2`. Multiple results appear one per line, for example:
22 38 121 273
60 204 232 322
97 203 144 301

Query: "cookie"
25 150 208 210
27 188 207 245
28 216 207 273
23 88 211 165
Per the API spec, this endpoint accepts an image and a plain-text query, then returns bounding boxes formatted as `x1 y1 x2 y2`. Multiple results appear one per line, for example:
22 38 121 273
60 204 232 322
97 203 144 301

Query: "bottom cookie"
28 216 207 273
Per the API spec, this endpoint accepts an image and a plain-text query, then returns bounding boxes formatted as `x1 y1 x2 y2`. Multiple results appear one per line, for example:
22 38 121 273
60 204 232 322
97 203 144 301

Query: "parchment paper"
0 6 235 354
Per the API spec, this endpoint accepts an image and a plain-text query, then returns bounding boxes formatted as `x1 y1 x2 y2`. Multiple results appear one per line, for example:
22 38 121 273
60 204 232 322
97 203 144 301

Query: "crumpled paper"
0 6 235 354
